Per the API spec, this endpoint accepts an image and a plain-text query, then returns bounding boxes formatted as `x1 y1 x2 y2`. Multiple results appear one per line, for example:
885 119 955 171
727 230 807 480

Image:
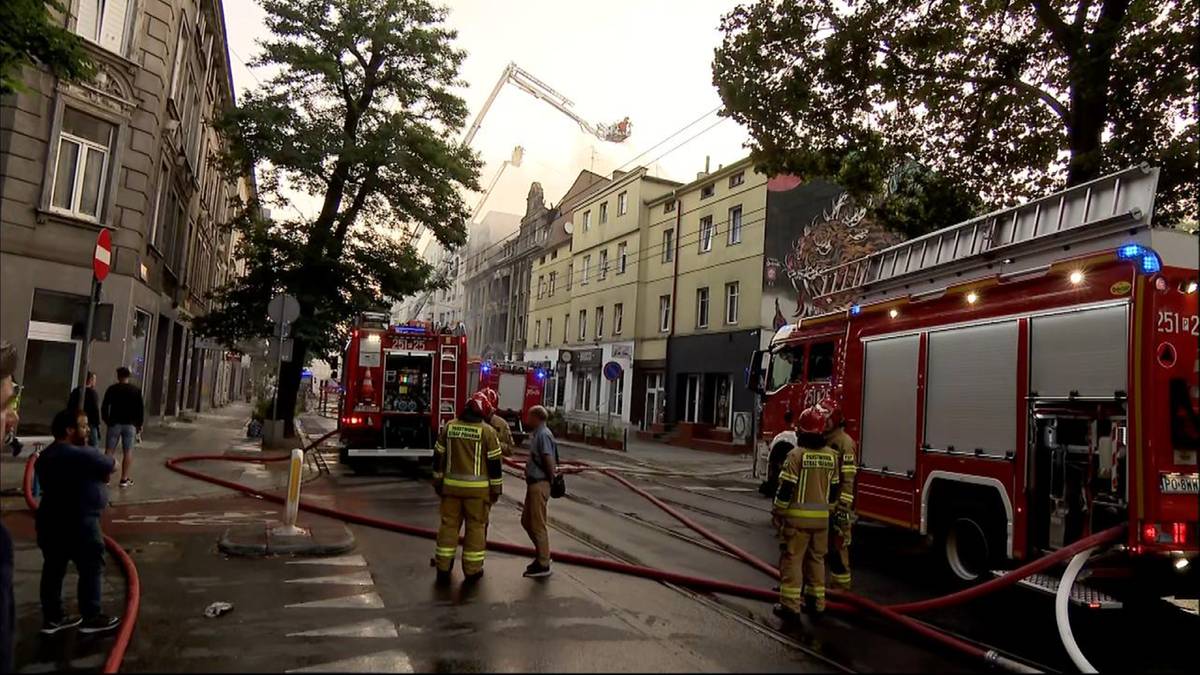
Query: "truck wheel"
939 513 993 583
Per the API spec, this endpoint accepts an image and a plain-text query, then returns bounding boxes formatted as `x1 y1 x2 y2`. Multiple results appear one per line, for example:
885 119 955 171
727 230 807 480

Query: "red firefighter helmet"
818 391 844 429
467 391 493 418
796 405 830 435
482 387 499 409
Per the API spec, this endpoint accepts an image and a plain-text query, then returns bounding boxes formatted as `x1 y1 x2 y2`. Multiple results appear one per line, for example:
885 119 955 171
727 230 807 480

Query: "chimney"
696 155 712 181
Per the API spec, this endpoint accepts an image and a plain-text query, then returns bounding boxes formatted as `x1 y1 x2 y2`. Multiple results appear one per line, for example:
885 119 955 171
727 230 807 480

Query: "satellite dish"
564 221 574 234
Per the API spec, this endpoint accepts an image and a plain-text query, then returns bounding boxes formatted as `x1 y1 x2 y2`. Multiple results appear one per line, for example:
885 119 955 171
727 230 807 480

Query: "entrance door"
684 374 700 423
644 373 663 428
21 321 82 435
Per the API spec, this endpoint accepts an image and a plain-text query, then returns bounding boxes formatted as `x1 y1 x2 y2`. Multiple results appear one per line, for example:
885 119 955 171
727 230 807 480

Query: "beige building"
559 168 678 426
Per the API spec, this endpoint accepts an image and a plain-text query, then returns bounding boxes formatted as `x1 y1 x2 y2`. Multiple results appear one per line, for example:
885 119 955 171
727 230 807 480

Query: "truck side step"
991 570 1123 609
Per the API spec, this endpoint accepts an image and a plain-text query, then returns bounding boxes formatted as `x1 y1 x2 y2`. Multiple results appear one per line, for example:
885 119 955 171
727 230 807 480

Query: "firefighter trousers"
828 513 854 590
777 522 829 613
434 496 491 575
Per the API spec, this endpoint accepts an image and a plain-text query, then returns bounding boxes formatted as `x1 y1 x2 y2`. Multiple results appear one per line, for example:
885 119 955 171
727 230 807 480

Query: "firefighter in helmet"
432 391 504 585
820 392 857 590
772 405 841 622
481 387 515 457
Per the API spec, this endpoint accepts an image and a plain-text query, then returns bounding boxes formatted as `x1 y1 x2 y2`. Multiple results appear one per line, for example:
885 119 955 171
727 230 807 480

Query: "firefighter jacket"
826 427 857 512
489 414 516 457
773 444 841 528
433 419 503 499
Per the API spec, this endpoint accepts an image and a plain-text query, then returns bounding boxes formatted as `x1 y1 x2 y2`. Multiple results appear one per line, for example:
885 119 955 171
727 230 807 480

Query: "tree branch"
1032 0 1080 53
1073 0 1096 27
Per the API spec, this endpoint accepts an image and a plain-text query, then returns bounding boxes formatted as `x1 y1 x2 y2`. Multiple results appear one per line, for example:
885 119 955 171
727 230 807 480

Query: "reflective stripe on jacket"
434 419 502 498
773 445 841 528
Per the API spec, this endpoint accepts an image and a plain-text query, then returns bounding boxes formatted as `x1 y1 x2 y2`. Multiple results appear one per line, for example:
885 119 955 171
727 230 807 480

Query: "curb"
218 521 356 557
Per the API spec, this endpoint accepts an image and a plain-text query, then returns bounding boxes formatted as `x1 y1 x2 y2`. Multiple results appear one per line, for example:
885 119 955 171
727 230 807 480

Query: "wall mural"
761 177 905 328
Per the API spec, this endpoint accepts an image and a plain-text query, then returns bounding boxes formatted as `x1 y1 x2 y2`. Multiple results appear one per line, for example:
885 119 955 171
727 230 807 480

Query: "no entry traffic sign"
93 229 112 281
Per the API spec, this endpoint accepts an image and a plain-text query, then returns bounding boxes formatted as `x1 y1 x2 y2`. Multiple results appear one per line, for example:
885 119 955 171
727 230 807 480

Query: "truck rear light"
1172 522 1188 545
341 415 366 427
1143 522 1191 545
1143 524 1158 543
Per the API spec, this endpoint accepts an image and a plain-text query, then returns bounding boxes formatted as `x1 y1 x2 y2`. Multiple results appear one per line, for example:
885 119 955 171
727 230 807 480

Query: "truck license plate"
1160 473 1200 494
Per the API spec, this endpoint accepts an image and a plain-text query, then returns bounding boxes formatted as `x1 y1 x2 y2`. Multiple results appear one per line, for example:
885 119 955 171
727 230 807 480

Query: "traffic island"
219 519 355 557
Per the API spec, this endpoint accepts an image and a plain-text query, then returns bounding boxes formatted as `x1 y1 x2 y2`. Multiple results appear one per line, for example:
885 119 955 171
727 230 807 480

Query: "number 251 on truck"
750 165 1198 594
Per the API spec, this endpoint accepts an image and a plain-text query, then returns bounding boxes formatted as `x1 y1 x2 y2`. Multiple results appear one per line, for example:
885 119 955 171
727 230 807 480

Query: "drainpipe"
665 194 682 425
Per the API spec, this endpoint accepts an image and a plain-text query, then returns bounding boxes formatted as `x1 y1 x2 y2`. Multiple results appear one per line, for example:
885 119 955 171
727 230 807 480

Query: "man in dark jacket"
35 409 119 635
100 367 143 488
67 372 101 448
1 340 19 672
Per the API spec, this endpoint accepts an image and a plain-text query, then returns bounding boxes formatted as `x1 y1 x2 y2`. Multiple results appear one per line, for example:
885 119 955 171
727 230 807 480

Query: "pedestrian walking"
431 392 503 585
35 409 119 635
67 372 101 448
772 405 841 623
0 340 20 673
521 405 557 578
100 367 143 488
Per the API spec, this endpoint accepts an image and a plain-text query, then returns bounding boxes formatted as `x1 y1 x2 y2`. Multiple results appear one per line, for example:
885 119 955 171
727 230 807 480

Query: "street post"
79 229 112 404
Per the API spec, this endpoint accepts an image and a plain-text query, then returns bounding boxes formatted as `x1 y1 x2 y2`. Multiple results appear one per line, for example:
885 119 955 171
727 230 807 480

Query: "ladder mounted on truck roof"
812 165 1161 305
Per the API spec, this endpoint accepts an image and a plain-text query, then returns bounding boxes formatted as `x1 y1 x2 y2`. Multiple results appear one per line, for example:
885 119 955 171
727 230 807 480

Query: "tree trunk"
273 336 308 436
1065 65 1108 186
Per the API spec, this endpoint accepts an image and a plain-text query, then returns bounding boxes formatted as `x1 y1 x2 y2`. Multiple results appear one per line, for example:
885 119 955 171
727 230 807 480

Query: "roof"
645 155 754 206
540 170 613 250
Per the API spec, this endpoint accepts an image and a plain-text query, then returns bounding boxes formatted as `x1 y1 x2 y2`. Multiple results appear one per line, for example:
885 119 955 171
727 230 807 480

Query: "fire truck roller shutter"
1030 304 1129 398
498 372 525 412
925 321 1018 458
859 334 920 475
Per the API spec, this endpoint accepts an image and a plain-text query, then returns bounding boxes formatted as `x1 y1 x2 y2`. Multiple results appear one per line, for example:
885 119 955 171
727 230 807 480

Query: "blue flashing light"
535 369 546 381
850 304 862 316
481 361 492 374
1115 243 1162 275
394 325 426 334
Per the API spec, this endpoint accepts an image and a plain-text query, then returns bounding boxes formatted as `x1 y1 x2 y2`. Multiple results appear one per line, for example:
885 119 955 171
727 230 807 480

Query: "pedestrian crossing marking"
285 571 374 586
286 618 398 638
286 554 367 567
286 650 414 673
285 591 384 609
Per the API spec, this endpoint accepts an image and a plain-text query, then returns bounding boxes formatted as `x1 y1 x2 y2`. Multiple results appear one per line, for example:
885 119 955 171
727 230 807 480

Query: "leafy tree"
0 0 95 95
195 0 480 429
713 0 1198 228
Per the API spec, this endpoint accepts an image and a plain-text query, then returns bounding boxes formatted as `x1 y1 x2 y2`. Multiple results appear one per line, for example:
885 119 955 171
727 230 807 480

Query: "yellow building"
560 168 678 425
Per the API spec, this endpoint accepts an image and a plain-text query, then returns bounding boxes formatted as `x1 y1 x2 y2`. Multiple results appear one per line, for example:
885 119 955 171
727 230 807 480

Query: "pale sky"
221 0 753 227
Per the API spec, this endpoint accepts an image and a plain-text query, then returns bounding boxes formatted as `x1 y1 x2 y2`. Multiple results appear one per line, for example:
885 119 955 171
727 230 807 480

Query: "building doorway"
684 374 700 423
644 373 663 428
20 321 82 434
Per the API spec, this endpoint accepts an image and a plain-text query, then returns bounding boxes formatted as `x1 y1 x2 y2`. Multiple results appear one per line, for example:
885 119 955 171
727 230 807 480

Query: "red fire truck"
475 360 550 443
337 313 467 473
750 166 1198 593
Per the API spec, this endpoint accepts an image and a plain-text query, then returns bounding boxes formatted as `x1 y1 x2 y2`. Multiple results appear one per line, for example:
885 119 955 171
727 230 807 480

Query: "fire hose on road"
22 453 140 674
157 433 1122 672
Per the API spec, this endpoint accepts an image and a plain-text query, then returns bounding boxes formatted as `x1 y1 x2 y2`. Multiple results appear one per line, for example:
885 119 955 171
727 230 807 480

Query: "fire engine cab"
337 312 467 473
750 166 1198 593
475 360 550 443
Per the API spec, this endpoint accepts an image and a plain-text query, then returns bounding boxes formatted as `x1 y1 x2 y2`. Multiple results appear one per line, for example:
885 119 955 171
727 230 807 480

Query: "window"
617 191 628 215
595 306 604 339
664 201 676 213
551 248 558 260
536 274 544 299
728 205 743 245
659 295 672 332
578 310 587 340
599 202 608 224
567 263 573 290
548 271 557 296
617 242 627 274
614 303 624 335
535 320 542 346
700 183 715 199
539 255 546 265
546 318 553 347
729 171 745 187
807 341 835 381
598 249 608 280
583 210 591 232
581 255 591 285
662 229 674 262
725 281 740 324
51 109 115 221
608 372 625 416
563 314 570 343
75 0 130 54
169 12 190 101
698 216 714 253
696 287 710 328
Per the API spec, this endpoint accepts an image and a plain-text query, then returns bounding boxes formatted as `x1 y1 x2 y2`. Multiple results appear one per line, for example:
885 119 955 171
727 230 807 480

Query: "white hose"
1056 546 1099 674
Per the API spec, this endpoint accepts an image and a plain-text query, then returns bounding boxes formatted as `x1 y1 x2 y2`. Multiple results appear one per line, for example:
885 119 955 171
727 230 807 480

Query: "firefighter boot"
773 603 802 623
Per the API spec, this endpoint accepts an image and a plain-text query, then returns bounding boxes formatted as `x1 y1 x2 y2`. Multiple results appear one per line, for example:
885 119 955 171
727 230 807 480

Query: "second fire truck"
474 360 550 443
751 166 1198 596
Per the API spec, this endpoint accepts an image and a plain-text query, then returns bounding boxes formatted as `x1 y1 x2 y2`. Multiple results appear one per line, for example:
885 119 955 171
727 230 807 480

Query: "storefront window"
130 310 152 388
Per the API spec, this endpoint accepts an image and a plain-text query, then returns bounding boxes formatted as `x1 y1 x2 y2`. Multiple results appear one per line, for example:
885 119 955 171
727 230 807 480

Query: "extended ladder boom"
813 165 1160 304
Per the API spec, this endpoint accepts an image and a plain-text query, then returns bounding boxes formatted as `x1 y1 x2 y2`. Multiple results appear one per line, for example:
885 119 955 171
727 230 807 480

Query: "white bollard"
272 448 307 536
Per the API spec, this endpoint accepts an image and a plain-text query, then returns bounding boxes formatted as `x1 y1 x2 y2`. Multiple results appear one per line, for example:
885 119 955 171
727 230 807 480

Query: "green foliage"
0 0 96 95
194 0 481 424
713 0 1197 227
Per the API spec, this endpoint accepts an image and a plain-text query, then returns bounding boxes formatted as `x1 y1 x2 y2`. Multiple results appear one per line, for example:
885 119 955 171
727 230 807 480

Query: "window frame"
700 183 715 199
536 274 544 299
659 295 672 333
583 210 591 232
696 287 710 328
548 271 556 296
595 306 604 339
598 249 608 280
578 310 587 341
534 320 542 346
727 205 743 245
616 241 627 274
664 201 676 213
599 201 608 224
725 281 740 325
614 302 624 335
581 255 591 285
564 314 570 344
662 229 674 262
49 125 112 222
617 191 628 215
728 171 745 188
698 216 714 253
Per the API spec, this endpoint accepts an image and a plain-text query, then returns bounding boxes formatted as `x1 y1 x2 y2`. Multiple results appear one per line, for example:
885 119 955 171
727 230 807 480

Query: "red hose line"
24 452 140 674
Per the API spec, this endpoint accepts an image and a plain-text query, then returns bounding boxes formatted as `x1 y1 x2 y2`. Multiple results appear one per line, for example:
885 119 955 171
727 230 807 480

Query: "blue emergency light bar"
1117 243 1162 274
393 325 427 335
